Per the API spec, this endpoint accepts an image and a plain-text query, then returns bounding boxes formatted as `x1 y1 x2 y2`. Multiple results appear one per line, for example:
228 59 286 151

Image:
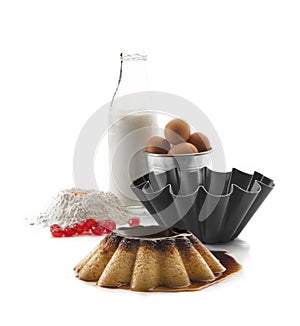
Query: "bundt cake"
74 226 234 292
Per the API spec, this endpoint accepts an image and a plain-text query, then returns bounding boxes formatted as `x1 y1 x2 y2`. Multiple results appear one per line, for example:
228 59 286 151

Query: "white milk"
108 112 157 207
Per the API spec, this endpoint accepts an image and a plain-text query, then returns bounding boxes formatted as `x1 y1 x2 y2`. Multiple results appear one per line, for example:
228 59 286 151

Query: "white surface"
1 1 300 325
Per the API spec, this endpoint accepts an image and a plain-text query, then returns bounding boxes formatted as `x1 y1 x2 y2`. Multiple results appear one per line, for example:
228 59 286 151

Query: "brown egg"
188 132 211 152
168 142 198 155
164 118 191 144
146 136 171 154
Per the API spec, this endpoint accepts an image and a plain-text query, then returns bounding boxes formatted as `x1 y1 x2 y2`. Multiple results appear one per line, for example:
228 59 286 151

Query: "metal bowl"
145 149 213 173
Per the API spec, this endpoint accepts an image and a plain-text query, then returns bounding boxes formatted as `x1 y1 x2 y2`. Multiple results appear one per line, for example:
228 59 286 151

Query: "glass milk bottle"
108 53 157 208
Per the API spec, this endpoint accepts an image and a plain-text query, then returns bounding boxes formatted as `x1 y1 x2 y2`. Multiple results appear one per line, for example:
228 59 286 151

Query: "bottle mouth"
120 53 147 61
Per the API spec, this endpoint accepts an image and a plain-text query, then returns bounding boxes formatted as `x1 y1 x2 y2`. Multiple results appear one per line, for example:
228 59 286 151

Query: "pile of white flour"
35 188 132 227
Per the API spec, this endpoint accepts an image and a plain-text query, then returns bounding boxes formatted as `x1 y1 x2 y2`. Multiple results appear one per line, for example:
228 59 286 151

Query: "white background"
1 1 300 325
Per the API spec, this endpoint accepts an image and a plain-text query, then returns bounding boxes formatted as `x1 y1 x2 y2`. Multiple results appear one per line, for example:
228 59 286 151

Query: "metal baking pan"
131 167 274 244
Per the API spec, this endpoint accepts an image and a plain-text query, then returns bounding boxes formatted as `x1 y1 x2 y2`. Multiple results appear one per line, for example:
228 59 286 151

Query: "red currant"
73 222 84 235
98 219 116 233
50 224 64 237
51 229 64 237
84 218 98 230
128 217 140 226
50 224 61 232
63 226 76 237
82 221 91 232
91 224 105 236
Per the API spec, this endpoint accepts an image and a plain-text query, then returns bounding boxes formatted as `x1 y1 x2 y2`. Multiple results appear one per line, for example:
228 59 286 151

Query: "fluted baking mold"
131 167 274 243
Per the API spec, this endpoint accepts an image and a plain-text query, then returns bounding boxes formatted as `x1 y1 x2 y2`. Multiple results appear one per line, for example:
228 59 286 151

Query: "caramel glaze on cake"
74 226 238 292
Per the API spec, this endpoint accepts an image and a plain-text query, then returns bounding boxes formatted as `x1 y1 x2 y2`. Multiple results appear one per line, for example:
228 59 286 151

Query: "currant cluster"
50 216 140 238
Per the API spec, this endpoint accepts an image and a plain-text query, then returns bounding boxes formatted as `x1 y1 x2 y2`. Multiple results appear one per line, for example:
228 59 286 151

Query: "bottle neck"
120 60 148 93
110 53 149 113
